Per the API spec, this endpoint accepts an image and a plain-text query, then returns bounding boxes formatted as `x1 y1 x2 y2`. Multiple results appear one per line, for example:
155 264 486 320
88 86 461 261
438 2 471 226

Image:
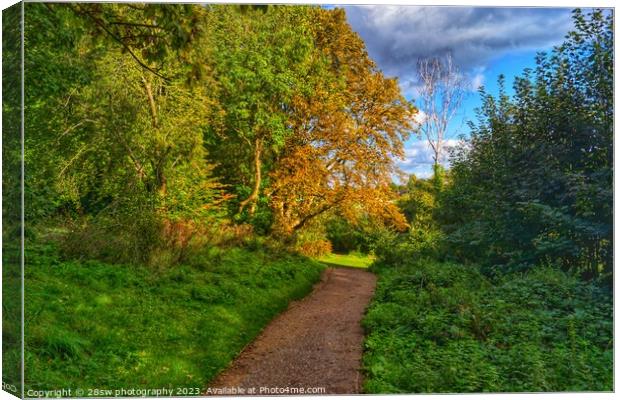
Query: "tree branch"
71 4 170 81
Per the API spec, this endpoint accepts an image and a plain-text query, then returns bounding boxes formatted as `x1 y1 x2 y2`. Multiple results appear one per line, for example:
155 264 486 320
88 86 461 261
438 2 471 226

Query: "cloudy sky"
342 6 575 178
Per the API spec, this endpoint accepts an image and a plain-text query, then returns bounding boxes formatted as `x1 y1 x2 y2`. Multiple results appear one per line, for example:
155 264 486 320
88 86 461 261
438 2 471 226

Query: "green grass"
2 240 22 396
362 259 613 393
16 243 324 393
316 252 375 268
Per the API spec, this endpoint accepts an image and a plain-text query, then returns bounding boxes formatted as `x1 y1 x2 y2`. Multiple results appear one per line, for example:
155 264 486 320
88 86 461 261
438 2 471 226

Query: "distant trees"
441 9 613 279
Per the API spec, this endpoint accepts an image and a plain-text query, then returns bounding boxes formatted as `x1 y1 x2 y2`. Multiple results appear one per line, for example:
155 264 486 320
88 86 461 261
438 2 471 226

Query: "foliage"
325 215 381 254
441 9 613 279
362 10 613 394
390 173 446 260
23 3 227 263
204 5 316 218
2 4 24 393
297 240 333 258
64 3 209 82
21 3 414 254
363 258 612 393
17 244 323 391
268 8 415 236
291 218 333 257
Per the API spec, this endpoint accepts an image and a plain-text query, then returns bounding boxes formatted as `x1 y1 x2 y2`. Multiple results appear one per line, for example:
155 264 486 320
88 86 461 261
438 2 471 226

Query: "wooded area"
1 3 613 394
8 3 413 265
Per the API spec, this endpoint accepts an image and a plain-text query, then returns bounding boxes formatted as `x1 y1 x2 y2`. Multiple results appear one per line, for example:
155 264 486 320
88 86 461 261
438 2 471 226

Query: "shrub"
325 216 369 254
61 210 163 265
363 259 612 393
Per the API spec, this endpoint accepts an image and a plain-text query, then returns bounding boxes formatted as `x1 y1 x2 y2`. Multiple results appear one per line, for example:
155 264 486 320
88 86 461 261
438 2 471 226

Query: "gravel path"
206 267 377 395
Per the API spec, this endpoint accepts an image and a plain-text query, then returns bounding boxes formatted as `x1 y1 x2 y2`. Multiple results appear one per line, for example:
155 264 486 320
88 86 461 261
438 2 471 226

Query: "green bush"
325 217 368 254
61 211 163 266
363 259 612 393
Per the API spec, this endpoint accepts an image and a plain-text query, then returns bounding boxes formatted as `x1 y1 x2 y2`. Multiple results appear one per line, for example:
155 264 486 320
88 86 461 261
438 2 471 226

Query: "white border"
0 1 616 400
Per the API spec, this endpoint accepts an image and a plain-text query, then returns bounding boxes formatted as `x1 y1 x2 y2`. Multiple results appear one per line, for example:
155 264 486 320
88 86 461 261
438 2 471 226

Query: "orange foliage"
269 8 416 236
297 239 333 258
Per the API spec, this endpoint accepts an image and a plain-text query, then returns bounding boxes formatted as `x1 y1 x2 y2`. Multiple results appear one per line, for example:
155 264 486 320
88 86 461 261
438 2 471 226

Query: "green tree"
23 3 225 263
442 9 613 278
204 5 315 219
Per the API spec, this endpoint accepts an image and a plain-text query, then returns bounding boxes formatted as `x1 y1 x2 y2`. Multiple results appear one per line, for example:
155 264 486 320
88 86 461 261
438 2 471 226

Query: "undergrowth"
362 259 612 393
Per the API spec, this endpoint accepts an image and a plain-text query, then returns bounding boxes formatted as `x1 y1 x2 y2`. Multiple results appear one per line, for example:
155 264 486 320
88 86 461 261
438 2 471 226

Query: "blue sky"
342 6 575 179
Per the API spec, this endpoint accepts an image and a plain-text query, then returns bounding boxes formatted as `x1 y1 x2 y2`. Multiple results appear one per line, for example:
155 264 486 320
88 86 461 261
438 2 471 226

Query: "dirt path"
206 267 377 395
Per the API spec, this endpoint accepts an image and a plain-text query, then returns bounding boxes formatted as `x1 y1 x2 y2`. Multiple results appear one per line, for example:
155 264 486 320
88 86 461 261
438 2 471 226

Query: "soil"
206 267 377 395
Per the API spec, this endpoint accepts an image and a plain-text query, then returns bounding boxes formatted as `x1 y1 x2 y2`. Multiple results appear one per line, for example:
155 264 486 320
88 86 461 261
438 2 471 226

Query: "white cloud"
411 109 427 127
397 138 463 177
471 72 485 91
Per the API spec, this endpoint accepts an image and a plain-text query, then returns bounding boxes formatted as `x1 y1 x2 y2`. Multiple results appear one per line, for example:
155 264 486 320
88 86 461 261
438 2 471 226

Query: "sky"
342 6 575 179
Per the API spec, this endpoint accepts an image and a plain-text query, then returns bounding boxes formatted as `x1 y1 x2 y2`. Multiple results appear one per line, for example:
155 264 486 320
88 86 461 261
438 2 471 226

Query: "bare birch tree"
416 54 467 169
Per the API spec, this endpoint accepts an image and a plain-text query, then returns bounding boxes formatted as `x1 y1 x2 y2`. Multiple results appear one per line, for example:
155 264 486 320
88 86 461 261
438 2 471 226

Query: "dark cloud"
345 6 573 92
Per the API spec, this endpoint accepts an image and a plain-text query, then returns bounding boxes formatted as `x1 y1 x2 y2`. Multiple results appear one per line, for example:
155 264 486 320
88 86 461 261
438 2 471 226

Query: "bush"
61 210 163 265
297 239 332 258
372 226 444 267
439 10 612 278
325 217 369 254
363 259 612 393
292 218 333 257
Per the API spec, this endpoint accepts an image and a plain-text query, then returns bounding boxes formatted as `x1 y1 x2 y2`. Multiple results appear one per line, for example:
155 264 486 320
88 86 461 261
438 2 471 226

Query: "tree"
21 4 417 259
23 3 226 263
204 5 316 218
63 3 208 82
268 8 415 237
416 54 467 170
441 9 613 278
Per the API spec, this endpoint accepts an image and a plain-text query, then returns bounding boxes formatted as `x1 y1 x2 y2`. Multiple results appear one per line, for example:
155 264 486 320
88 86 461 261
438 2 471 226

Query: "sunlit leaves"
269 8 415 236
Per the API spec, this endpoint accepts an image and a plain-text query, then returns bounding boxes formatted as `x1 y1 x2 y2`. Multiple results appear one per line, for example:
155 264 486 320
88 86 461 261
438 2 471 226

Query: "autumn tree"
21 3 416 258
268 8 416 237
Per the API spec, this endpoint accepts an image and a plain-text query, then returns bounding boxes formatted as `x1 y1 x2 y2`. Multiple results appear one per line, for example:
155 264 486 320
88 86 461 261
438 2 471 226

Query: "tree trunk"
156 163 167 196
238 137 262 216
142 76 158 128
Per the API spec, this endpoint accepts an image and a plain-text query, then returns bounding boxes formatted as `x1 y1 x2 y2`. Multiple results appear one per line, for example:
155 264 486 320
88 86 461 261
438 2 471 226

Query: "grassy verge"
2 242 22 395
316 252 375 269
362 259 612 393
18 243 323 392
